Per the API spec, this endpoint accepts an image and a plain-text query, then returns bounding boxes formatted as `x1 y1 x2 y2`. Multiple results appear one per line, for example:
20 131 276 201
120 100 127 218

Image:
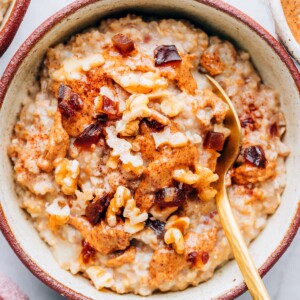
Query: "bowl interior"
0 0 300 299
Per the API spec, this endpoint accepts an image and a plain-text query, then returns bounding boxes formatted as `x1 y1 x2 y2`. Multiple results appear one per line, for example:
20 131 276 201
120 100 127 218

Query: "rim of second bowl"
0 0 31 57
269 0 300 64
0 1 300 299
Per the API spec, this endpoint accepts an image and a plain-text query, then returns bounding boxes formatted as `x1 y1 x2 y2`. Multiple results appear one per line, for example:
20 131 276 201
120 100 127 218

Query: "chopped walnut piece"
69 217 130 254
37 112 70 172
106 246 136 268
111 71 168 94
46 199 70 232
149 247 188 287
143 118 166 132
55 158 80 195
193 89 229 126
106 126 144 175
51 54 105 81
165 215 190 233
106 186 131 227
173 163 218 201
149 206 178 222
160 97 184 118
164 215 190 254
106 186 148 233
116 94 169 137
152 127 188 148
164 228 185 254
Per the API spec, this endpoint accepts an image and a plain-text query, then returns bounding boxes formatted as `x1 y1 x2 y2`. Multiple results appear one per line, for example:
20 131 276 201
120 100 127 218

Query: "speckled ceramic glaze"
270 0 300 64
0 1 299 299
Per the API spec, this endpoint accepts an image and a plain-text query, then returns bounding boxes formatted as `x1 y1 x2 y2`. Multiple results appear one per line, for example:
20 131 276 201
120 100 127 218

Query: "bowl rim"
0 0 31 57
0 0 300 299
269 0 300 65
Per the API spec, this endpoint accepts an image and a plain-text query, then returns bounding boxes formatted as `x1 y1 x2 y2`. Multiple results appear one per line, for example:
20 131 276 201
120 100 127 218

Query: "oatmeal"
8 15 289 295
0 0 11 25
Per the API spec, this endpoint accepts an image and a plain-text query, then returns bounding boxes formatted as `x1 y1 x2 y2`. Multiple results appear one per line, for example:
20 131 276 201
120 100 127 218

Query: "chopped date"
81 239 96 264
154 45 182 66
57 84 71 102
204 131 225 151
58 101 74 118
187 251 198 265
97 113 109 123
143 118 166 131
241 145 267 168
85 195 111 226
74 120 105 148
57 84 83 118
270 122 278 136
248 103 256 111
145 218 165 237
102 96 118 115
240 117 255 129
154 183 193 207
69 93 84 111
112 33 135 54
155 187 180 207
201 251 210 264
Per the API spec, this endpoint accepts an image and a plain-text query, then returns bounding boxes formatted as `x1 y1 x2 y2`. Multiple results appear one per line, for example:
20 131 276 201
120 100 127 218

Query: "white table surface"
0 0 299 299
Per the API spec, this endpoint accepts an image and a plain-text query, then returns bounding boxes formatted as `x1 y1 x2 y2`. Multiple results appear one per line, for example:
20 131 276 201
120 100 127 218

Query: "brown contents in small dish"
281 0 300 44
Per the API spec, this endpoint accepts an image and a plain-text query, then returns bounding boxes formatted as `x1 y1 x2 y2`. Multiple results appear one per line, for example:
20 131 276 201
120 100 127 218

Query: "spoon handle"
216 184 270 300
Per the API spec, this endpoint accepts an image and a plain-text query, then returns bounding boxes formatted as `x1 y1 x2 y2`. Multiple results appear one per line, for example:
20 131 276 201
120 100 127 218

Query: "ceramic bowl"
269 0 300 64
0 0 300 299
0 0 30 57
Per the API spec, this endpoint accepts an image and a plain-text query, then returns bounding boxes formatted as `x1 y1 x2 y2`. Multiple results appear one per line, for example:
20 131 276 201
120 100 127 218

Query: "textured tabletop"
0 0 299 299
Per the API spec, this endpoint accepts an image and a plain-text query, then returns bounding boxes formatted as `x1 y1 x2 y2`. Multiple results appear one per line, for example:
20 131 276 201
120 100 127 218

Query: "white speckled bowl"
269 0 300 64
0 1 299 299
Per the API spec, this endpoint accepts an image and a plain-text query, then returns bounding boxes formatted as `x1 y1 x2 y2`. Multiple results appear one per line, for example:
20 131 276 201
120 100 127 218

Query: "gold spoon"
207 75 270 300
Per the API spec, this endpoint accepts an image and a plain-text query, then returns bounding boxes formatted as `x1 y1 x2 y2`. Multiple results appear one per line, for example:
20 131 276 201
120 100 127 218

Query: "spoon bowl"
206 76 242 183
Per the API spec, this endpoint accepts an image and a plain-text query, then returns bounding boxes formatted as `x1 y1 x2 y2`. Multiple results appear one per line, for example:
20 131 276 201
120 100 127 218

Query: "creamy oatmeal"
0 0 11 25
8 15 289 295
